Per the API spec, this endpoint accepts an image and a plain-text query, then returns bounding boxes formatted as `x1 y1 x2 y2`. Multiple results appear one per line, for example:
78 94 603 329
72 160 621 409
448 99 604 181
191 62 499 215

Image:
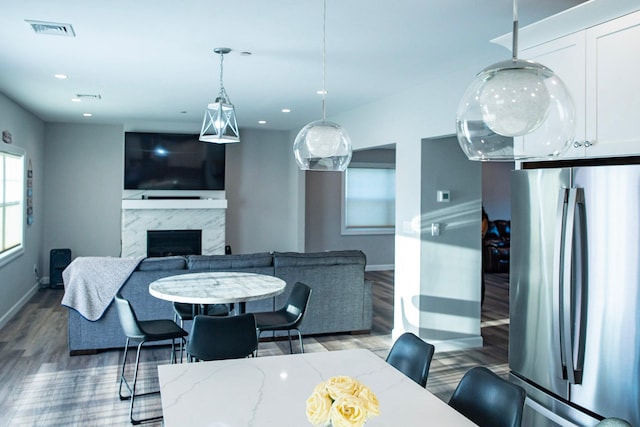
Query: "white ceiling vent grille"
25 20 76 37
76 94 102 100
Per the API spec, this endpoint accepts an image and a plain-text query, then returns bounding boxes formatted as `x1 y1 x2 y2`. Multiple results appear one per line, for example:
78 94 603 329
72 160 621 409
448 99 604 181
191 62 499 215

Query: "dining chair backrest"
187 313 258 361
284 282 312 326
385 332 435 387
114 293 145 340
448 366 526 427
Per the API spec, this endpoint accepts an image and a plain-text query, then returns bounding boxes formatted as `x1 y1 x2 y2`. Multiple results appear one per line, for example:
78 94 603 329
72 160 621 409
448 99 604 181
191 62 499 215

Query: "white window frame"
341 162 395 236
0 144 25 266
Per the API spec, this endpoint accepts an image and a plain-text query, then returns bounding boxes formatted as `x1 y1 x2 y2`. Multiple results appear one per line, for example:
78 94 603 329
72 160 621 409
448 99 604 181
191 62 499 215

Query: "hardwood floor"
0 272 509 426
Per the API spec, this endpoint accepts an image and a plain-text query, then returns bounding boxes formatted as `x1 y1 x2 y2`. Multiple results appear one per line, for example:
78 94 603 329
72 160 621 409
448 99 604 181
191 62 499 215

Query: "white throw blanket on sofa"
61 256 144 321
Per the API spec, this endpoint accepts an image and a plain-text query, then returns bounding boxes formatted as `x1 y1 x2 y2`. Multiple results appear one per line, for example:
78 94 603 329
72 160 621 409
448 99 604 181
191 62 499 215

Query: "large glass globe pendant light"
293 0 352 171
456 0 575 161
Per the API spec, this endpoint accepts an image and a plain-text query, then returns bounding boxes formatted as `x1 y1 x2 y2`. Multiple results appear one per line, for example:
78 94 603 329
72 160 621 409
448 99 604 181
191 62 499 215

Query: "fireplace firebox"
147 230 202 257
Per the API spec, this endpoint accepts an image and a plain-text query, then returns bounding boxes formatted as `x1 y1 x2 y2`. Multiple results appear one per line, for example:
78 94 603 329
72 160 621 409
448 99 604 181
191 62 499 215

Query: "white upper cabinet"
519 32 587 159
512 6 640 159
584 12 640 157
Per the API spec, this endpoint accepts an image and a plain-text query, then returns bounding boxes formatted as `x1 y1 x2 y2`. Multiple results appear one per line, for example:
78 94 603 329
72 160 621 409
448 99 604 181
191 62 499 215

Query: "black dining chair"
254 282 312 355
114 293 188 425
385 332 435 387
173 302 231 360
186 313 258 362
448 366 526 427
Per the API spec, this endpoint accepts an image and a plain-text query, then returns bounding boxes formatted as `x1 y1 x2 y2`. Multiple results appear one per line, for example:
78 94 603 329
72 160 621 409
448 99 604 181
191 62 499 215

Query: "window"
342 165 395 235
0 145 24 262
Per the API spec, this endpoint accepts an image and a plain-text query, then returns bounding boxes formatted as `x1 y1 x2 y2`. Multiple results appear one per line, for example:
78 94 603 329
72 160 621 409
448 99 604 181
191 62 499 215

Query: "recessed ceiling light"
316 90 327 95
83 113 92 117
71 98 81 102
258 120 267 124
281 108 291 113
54 73 68 79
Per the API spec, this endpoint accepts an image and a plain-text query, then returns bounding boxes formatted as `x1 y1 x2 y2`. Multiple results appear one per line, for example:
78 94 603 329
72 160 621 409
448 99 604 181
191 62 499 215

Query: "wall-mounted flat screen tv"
124 132 225 190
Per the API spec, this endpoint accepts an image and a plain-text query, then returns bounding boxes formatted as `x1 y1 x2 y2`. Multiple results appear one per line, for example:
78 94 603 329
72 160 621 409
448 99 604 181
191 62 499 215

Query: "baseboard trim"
365 264 394 272
0 282 40 331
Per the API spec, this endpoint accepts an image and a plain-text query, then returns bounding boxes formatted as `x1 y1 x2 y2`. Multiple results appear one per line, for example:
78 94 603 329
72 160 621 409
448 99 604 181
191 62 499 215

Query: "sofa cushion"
186 252 274 270
273 250 366 267
137 256 187 271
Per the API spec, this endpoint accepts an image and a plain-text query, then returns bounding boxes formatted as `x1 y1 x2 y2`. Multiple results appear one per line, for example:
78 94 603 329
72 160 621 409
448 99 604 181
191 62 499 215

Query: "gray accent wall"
482 162 513 221
43 123 124 261
40 125 303 274
304 148 395 269
225 128 302 254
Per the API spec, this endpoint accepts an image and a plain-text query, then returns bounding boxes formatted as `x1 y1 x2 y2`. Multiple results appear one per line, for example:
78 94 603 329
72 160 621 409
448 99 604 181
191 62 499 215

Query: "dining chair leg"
296 329 304 353
118 338 132 399
118 339 163 424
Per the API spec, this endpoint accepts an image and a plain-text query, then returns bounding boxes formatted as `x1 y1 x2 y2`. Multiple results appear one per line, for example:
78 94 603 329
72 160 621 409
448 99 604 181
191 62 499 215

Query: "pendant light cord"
218 51 230 102
321 0 327 122
512 0 519 61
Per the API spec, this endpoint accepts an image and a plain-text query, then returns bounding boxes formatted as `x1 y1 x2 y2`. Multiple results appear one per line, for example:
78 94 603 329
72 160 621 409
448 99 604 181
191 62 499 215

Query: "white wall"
0 93 45 329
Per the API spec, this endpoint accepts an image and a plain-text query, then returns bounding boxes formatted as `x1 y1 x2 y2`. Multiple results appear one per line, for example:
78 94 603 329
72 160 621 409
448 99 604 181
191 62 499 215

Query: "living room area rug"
10 361 163 426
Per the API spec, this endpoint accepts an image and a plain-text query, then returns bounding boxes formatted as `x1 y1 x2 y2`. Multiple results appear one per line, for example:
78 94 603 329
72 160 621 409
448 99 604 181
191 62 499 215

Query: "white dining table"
148 271 286 314
158 348 477 426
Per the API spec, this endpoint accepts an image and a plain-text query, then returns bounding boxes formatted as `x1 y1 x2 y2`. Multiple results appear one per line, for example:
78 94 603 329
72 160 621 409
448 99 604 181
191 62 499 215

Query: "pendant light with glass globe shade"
200 47 240 144
456 0 575 161
293 0 352 171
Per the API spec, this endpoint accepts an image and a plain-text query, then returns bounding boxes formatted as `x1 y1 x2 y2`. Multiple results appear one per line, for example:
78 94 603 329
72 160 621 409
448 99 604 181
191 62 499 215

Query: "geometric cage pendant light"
200 47 240 144
456 0 575 161
293 0 352 171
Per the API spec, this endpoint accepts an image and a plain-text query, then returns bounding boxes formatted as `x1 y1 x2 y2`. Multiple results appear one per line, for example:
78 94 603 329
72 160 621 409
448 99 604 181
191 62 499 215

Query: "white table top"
148 271 286 305
158 349 477 426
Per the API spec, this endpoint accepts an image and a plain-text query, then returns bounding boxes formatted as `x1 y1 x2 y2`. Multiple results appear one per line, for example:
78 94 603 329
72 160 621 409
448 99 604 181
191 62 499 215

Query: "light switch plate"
437 190 450 202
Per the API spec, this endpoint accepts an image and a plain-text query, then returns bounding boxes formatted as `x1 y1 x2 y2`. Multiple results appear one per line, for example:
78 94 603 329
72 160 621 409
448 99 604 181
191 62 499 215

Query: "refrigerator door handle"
553 188 569 381
561 189 577 383
561 188 586 385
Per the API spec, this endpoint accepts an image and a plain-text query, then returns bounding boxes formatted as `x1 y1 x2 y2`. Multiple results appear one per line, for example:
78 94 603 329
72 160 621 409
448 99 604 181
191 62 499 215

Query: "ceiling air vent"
25 20 76 37
76 94 102 100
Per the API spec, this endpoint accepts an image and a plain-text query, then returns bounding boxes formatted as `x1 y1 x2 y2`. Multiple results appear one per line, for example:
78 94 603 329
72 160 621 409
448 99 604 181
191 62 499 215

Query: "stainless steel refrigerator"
509 163 640 427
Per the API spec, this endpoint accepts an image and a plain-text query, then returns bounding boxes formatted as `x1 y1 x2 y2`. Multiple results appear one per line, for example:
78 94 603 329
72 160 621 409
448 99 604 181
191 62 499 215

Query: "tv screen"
124 132 225 190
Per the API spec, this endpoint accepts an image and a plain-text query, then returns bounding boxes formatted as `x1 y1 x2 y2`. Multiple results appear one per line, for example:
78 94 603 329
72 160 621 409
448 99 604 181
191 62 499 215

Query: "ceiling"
0 0 586 134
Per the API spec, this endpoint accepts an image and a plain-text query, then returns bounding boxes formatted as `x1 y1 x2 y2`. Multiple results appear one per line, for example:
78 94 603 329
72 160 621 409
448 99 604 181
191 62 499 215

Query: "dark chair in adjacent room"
385 332 435 388
114 293 188 425
186 313 258 362
448 366 526 427
254 282 312 355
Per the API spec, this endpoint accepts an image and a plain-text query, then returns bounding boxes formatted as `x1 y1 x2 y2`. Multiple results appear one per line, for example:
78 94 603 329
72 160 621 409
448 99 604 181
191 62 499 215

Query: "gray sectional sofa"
66 250 372 354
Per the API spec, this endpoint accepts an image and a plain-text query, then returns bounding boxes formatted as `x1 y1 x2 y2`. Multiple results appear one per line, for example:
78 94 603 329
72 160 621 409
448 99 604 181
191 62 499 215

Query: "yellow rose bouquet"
306 376 380 427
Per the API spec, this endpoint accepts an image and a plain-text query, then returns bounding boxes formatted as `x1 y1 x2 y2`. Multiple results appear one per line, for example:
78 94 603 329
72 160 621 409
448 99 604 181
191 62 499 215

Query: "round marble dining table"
149 271 286 314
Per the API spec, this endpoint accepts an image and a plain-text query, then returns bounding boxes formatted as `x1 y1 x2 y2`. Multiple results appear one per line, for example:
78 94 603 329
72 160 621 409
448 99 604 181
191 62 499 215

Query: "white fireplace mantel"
122 199 228 210
121 198 227 258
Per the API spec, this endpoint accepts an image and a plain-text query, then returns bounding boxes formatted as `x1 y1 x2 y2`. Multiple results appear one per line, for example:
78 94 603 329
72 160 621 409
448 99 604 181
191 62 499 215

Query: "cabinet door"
585 10 640 157
518 32 587 159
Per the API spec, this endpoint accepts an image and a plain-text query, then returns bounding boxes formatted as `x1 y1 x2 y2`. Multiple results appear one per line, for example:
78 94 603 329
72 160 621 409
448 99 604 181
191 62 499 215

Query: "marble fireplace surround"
121 198 227 258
